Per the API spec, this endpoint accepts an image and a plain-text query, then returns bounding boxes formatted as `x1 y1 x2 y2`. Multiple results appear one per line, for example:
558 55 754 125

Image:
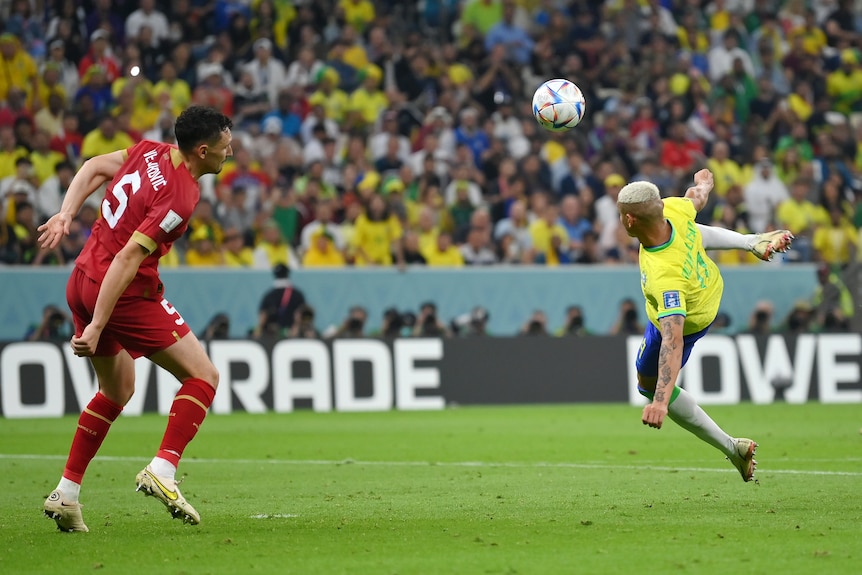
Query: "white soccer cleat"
750 230 794 261
135 466 201 525
728 438 758 482
44 489 89 532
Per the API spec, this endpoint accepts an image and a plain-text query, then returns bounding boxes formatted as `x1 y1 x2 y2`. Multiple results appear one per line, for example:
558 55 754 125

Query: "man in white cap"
244 37 287 107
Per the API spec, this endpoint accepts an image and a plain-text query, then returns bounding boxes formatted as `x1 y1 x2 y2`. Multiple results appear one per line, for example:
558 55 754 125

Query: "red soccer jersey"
75 140 199 299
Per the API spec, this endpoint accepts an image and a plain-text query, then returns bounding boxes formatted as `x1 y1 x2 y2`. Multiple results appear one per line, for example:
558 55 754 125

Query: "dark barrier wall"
1 334 860 418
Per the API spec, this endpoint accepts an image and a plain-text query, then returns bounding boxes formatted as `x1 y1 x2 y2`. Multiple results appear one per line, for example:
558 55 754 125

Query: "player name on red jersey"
143 149 167 191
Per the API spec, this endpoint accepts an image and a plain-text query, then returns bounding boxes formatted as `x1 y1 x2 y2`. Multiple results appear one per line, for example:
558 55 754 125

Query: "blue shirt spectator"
484 2 534 65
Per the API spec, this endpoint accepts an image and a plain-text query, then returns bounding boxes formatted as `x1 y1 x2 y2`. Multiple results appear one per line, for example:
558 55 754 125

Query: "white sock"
696 224 752 251
667 388 736 457
148 457 177 481
57 477 81 502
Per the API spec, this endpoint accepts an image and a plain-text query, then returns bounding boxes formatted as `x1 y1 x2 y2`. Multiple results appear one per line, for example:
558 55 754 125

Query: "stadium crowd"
0 0 861 273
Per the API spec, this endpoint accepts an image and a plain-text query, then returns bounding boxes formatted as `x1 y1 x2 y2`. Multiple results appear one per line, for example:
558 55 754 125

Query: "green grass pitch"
1 403 860 575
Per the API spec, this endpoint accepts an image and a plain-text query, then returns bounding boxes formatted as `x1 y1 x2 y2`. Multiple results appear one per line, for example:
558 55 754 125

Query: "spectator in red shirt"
659 122 704 177
77 29 120 83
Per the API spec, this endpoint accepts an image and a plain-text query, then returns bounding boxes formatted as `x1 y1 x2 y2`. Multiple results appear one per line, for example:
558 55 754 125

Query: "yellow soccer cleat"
135 466 201 525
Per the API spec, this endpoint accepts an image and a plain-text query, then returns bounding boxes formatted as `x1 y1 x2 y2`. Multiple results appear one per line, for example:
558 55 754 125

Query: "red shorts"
66 267 191 358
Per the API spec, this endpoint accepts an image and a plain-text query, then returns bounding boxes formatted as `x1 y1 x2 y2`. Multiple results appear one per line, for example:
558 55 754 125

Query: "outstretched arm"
37 150 128 249
684 168 714 212
642 314 684 429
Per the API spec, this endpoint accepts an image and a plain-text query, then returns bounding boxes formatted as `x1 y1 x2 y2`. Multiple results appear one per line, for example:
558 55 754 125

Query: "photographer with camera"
412 301 449 337
450 306 490 337
745 300 774 335
558 305 590 337
327 305 368 339
377 307 417 338
519 310 550 336
609 298 645 335
25 304 73 341
289 304 320 339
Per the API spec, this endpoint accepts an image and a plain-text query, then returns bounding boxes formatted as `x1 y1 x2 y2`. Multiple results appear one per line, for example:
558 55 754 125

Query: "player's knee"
198 362 220 390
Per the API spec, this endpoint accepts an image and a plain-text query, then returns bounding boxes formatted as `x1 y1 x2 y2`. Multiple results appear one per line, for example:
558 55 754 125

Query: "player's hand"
642 402 668 429
37 212 73 250
71 324 103 357
692 168 714 190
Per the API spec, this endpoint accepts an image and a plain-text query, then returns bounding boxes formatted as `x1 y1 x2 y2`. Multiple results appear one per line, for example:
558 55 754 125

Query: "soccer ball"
532 79 586 132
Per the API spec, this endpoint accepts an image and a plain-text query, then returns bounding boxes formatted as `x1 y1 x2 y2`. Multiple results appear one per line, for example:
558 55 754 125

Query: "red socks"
63 392 123 483
156 378 216 467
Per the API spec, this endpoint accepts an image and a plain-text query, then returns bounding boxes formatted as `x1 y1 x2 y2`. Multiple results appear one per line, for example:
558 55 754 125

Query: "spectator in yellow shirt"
308 68 349 123
347 64 388 129
338 0 375 33
303 229 347 267
826 50 862 115
788 9 826 56
0 33 38 108
706 141 745 197
0 125 28 181
529 203 570 265
185 227 225 266
353 194 404 266
813 208 858 265
422 231 464 267
80 115 135 159
253 219 298 269
222 228 254 267
776 178 829 241
29 130 65 185
152 60 192 118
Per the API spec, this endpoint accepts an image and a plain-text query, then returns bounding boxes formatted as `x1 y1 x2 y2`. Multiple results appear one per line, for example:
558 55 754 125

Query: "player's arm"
37 150 128 249
683 168 714 212
70 238 149 357
642 314 684 430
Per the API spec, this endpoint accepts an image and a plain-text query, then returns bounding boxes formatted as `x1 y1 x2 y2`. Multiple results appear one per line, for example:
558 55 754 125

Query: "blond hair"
617 181 661 204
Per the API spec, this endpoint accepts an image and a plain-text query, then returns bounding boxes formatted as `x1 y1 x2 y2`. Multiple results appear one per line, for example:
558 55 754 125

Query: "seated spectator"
558 195 592 258
347 64 387 130
352 194 404 266
222 227 254 267
530 202 570 265
776 178 827 261
302 229 346 267
185 227 224 266
415 205 440 255
422 231 464 267
80 115 134 160
152 60 191 119
401 230 427 265
284 46 324 92
743 159 789 233
812 208 858 266
35 160 73 221
254 219 300 269
494 199 533 264
193 62 234 117
460 225 498 265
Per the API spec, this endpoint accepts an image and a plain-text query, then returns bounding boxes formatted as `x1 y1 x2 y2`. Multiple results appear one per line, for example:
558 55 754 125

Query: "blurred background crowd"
2 0 861 337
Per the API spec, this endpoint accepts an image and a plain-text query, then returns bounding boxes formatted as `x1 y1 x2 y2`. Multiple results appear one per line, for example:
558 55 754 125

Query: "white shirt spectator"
285 59 324 91
125 0 170 47
594 195 620 254
35 175 65 218
244 39 288 106
300 114 339 145
368 132 411 163
744 162 790 232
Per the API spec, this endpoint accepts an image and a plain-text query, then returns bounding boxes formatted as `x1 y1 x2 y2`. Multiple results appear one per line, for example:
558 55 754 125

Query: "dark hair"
174 106 232 153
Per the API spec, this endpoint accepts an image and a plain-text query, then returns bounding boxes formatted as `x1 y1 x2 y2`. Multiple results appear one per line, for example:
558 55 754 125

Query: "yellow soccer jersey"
638 197 723 335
